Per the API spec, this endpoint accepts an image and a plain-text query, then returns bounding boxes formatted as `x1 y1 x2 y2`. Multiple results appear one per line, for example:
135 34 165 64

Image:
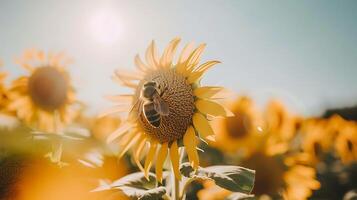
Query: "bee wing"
153 96 169 116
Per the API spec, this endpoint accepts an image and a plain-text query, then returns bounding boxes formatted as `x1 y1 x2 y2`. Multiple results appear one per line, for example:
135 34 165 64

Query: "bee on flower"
103 38 232 182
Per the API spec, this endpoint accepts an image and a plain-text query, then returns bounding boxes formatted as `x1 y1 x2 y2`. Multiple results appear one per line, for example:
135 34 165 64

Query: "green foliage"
225 192 255 200
92 172 167 200
180 162 255 194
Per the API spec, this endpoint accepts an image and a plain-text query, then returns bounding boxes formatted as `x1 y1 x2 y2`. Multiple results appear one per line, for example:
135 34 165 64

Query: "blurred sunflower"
300 119 334 165
282 164 321 200
12 156 129 200
0 60 19 129
199 102 320 199
212 96 263 154
0 72 8 109
199 151 320 200
265 100 301 141
0 60 8 108
7 49 77 132
197 180 231 200
0 60 10 110
104 38 231 182
335 120 357 164
91 116 121 142
264 100 302 155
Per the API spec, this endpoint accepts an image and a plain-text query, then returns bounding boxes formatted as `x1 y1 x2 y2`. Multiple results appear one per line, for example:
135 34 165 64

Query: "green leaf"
225 192 255 200
111 171 157 189
92 172 167 200
180 162 255 194
138 187 166 200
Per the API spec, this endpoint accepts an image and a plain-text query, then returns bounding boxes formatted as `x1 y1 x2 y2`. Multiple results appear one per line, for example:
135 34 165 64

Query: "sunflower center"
225 111 251 139
28 67 68 111
241 152 285 196
276 110 284 130
136 68 195 143
313 142 322 157
346 139 353 152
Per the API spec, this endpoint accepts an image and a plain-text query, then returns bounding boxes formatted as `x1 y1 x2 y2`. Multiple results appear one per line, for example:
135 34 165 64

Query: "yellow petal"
184 44 206 75
106 122 133 143
187 71 204 84
50 52 65 66
196 100 230 117
133 134 147 173
99 105 130 118
194 87 225 99
178 42 195 64
8 96 28 111
184 126 199 169
104 94 133 103
266 142 288 156
193 113 215 141
145 40 160 69
112 75 137 88
160 38 181 68
156 142 168 183
20 62 34 72
118 131 141 158
187 60 219 83
134 55 149 72
36 50 46 62
176 42 195 74
10 76 28 89
144 139 158 178
194 60 221 72
114 69 143 81
169 141 182 180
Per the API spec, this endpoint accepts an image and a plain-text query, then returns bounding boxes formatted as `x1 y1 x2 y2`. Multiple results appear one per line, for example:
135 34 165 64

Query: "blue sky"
1 0 356 116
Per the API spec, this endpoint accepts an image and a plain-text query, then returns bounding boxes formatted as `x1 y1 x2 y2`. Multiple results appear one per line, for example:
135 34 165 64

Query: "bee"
129 80 169 128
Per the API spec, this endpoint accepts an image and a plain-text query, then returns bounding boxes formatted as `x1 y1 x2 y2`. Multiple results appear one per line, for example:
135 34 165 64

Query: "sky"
0 0 356 116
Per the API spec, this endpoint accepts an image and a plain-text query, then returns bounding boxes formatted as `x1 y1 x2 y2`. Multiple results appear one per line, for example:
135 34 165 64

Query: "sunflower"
198 151 320 200
264 100 302 142
335 120 357 164
198 101 320 199
0 74 8 107
211 96 263 155
197 180 231 200
282 164 320 200
263 100 302 156
91 116 121 142
0 60 10 110
240 151 319 199
13 155 129 200
300 118 334 165
0 61 19 129
7 49 77 132
104 38 231 182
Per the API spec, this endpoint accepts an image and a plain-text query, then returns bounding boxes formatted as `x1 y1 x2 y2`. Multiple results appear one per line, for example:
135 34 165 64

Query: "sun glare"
89 10 122 45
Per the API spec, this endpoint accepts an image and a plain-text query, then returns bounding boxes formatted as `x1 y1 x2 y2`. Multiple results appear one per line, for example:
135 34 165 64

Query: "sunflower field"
0 38 356 200
1 1 357 200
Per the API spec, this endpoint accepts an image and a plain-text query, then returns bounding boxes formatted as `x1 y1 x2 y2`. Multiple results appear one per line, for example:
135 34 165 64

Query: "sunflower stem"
171 148 185 200
174 174 180 200
171 165 180 200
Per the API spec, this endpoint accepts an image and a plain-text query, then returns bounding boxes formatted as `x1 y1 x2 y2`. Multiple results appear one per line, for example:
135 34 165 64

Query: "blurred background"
1 1 357 200
1 0 357 115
